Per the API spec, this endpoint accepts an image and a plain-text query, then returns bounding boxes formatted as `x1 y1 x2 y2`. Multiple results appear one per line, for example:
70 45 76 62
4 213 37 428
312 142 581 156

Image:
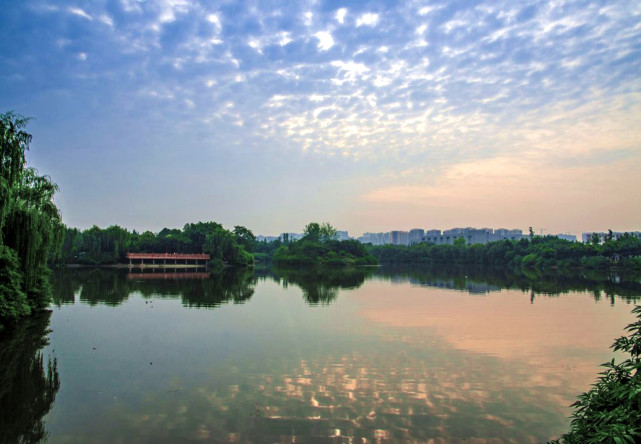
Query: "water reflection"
51 265 641 310
87 337 567 442
50 268 256 308
34 265 641 442
272 267 374 305
376 265 641 303
0 311 59 443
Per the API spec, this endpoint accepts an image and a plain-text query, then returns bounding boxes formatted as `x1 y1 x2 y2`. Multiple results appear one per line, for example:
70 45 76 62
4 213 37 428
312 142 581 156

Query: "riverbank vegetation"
58 221 255 269
1 112 64 331
272 222 377 267
551 305 641 443
368 234 641 272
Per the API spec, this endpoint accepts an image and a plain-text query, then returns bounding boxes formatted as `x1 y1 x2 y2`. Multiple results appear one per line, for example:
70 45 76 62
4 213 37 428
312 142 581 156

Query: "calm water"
2 266 640 443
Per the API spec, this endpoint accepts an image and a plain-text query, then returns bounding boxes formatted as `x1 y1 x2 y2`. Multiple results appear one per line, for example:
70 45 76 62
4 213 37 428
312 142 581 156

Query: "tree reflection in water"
50 264 641 309
272 266 374 305
31 264 641 441
50 267 256 308
0 311 59 443
374 265 641 303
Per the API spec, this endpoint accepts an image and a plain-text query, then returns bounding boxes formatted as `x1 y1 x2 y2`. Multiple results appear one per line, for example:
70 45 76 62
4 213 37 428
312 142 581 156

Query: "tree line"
58 221 255 270
367 233 641 271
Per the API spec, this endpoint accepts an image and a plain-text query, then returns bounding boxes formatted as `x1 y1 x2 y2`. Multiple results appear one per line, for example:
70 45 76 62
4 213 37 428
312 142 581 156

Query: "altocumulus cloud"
1 0 640 233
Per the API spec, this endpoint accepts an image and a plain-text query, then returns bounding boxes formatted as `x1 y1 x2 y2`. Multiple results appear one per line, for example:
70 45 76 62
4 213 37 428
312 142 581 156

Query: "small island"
271 222 378 267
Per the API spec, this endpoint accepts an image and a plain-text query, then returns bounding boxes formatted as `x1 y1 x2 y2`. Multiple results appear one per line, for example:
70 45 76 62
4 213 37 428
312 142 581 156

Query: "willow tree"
1 112 63 330
0 112 29 239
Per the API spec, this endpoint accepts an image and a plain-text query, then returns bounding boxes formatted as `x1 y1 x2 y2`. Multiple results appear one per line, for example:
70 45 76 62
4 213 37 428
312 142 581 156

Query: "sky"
1 0 640 237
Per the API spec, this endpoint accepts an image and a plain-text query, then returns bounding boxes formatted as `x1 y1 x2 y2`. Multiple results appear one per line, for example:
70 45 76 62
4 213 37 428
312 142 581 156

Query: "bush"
521 253 538 269
581 256 611 269
552 305 641 443
0 246 30 331
208 258 225 272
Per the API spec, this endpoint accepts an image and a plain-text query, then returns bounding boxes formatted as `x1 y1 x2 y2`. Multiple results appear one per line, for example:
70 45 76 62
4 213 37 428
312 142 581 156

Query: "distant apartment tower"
336 230 350 241
409 228 425 245
423 230 442 243
555 234 577 242
390 231 410 246
424 227 524 245
495 228 522 237
357 232 390 245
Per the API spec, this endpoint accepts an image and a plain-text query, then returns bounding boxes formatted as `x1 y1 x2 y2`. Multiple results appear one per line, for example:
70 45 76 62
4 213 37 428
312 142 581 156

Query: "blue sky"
1 0 640 236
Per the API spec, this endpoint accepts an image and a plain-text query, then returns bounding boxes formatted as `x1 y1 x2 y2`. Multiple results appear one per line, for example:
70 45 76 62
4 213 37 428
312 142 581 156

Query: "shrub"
552 305 641 443
0 246 30 331
581 256 611 269
521 253 538 269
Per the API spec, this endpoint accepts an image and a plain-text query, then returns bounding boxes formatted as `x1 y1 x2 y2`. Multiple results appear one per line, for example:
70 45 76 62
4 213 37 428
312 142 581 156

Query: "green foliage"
58 221 255 269
302 221 339 243
0 246 29 331
274 223 376 267
581 256 611 269
521 253 538 269
233 225 256 253
368 234 641 272
1 112 63 328
273 231 377 268
552 305 641 443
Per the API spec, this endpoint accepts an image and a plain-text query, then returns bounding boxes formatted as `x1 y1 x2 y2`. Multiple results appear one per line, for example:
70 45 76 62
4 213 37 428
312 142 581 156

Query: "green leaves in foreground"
552 305 641 443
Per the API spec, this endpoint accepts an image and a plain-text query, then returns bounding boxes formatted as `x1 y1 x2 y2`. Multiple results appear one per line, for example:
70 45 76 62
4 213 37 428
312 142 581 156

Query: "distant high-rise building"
357 232 390 245
423 227 525 245
555 234 577 242
390 231 409 246
409 228 425 245
336 230 350 241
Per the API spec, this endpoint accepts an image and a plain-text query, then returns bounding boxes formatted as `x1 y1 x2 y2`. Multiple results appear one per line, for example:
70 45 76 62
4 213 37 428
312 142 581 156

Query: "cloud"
356 13 379 27
3 0 640 234
315 31 334 51
68 7 93 20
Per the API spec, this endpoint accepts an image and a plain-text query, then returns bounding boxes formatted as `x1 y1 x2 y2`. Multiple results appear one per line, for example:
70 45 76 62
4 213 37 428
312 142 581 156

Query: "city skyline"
1 0 640 236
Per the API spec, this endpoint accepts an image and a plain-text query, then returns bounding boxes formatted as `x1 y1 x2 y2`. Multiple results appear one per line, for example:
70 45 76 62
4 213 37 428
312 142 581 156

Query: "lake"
1 266 640 443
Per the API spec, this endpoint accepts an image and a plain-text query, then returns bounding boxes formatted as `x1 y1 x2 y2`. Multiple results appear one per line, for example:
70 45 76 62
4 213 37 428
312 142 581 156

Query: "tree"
319 222 338 242
606 229 614 243
233 225 256 252
0 112 30 242
303 222 321 242
304 222 338 243
1 112 63 329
